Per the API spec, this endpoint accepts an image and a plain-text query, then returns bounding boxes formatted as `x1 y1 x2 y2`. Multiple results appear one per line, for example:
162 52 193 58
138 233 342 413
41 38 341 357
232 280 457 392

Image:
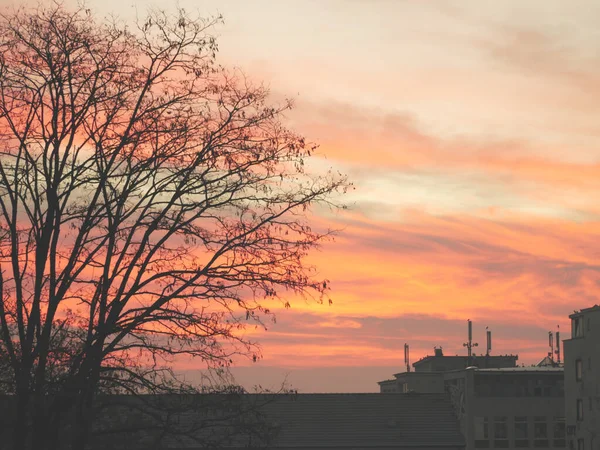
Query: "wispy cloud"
78 0 600 387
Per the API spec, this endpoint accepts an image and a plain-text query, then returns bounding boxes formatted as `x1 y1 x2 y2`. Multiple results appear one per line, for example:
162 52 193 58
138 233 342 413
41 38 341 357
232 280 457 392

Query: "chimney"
434 346 443 357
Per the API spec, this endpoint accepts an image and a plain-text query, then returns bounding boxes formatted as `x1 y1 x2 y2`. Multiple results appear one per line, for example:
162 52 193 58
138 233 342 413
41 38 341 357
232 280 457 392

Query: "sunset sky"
8 0 600 392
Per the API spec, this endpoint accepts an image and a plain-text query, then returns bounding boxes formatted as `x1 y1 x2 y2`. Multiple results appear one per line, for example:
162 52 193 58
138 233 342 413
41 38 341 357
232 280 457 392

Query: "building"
379 371 445 393
83 394 465 450
564 305 600 450
1 393 466 450
378 347 518 394
379 348 565 450
444 367 565 450
413 353 519 373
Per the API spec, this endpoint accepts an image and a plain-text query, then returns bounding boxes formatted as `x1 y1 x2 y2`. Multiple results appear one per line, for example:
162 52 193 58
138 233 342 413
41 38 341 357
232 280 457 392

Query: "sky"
6 0 600 392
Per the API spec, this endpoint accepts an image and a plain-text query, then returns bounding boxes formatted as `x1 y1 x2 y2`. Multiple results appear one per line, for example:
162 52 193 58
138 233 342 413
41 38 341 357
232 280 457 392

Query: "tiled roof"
92 393 465 449
257 393 464 448
473 367 563 372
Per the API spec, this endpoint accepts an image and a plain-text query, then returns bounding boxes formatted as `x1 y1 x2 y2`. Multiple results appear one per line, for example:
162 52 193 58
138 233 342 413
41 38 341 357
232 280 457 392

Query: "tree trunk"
14 378 31 450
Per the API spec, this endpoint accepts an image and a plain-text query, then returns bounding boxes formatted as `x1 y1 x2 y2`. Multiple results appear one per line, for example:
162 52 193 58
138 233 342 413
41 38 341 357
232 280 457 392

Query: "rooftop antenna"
404 343 410 373
486 327 492 356
463 319 478 366
555 326 561 365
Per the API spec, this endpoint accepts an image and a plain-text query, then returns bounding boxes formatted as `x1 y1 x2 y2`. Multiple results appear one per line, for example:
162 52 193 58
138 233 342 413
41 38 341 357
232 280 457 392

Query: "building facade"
414 354 519 373
379 350 565 450
564 305 600 450
445 367 565 450
378 348 518 393
379 371 445 393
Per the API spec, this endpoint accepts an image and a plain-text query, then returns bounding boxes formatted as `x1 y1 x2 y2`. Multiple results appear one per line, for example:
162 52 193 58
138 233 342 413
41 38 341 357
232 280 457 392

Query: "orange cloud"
226 207 598 372
47 0 600 391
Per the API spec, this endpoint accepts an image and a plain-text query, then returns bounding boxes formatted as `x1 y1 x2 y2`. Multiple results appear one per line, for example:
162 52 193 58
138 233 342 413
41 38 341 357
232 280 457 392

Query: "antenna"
486 327 492 356
463 319 479 366
404 343 410 373
548 331 554 361
555 326 561 365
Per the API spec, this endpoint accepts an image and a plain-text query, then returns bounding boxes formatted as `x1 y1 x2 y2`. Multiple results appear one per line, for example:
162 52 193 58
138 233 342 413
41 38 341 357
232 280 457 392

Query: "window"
475 417 490 448
534 416 548 448
577 438 584 450
553 417 566 448
514 416 529 448
573 317 583 338
557 379 565 397
494 416 509 448
515 380 526 397
543 386 552 397
577 399 584 421
576 359 583 381
533 379 543 397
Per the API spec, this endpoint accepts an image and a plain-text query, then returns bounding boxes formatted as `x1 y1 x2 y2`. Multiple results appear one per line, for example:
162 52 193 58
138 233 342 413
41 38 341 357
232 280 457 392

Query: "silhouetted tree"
0 4 348 449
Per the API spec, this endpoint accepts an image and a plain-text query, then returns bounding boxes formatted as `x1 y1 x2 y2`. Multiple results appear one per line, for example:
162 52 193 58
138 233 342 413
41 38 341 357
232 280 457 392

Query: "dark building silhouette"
413 350 518 372
378 347 518 394
379 335 565 450
1 393 466 450
445 367 564 450
564 305 600 450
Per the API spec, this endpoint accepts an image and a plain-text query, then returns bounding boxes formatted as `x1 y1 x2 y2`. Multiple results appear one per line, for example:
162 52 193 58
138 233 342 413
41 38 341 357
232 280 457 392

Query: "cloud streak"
75 0 600 390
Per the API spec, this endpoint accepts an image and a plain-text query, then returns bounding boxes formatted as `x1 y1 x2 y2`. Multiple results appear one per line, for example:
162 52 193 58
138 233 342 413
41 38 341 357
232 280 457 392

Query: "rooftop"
413 354 518 365
88 393 466 449
570 304 600 318
393 371 444 378
458 366 563 373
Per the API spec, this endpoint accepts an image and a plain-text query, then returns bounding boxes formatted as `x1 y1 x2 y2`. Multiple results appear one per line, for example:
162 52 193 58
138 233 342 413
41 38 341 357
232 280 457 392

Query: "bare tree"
0 4 349 449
